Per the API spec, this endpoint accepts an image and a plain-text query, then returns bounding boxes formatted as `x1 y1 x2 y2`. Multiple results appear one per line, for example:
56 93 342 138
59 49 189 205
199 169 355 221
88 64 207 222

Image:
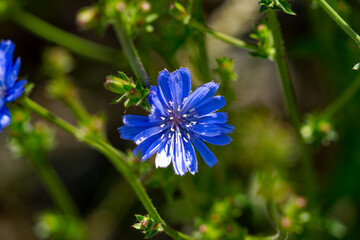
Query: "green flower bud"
169 1 190 24
105 75 132 95
76 5 99 30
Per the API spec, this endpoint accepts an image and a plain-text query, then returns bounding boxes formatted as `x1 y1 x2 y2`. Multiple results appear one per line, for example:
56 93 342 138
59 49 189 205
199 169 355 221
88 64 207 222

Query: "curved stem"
267 11 316 205
317 0 360 46
321 74 360 118
188 20 258 51
113 15 151 87
11 9 120 64
20 97 194 240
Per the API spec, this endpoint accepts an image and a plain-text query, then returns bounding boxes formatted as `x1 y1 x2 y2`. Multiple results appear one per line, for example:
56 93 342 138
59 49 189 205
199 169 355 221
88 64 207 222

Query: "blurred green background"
1 0 360 239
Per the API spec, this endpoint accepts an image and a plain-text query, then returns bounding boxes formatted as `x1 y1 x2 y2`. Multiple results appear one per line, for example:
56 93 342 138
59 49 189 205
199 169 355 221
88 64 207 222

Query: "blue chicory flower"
0 40 27 132
119 68 234 175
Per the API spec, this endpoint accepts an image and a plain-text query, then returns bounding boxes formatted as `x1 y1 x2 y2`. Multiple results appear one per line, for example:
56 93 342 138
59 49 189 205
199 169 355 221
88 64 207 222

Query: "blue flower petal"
123 114 159 126
193 112 228 124
182 134 197 174
5 57 20 89
190 124 222 137
190 134 218 167
0 97 4 110
218 123 235 134
133 125 169 145
140 136 164 161
199 81 219 102
5 79 26 102
181 85 210 114
149 106 165 122
194 96 226 117
149 86 168 116
133 132 163 161
0 105 11 129
158 69 172 105
173 130 187 175
0 40 15 86
198 134 232 145
169 70 184 109
119 125 150 140
179 67 191 99
155 140 172 168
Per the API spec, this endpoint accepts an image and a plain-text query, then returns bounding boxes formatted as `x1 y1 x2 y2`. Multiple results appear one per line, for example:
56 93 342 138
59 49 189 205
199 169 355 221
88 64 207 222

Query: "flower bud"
105 75 129 95
169 2 190 24
140 1 151 12
76 6 99 30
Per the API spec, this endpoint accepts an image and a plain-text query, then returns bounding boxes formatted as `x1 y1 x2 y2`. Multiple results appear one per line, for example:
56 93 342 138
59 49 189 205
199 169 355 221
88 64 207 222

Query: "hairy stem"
113 15 151 87
188 21 258 51
321 74 360 118
267 11 316 204
11 9 120 64
20 97 194 240
317 0 360 46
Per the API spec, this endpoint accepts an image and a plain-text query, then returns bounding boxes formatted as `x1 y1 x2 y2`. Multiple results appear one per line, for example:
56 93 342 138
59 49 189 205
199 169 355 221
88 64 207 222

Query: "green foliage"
8 108 55 161
132 215 163 239
0 0 16 19
249 22 275 60
353 62 360 71
169 1 191 25
214 57 237 104
76 5 99 31
105 71 150 111
279 196 310 234
42 46 75 76
193 194 248 240
259 0 296 15
214 57 237 83
33 211 84 240
77 0 159 36
301 113 337 146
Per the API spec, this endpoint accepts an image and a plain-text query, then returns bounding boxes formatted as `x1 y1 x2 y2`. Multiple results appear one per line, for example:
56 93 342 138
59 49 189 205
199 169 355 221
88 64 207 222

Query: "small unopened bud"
169 2 189 23
199 224 207 233
105 76 129 95
133 156 140 163
129 88 136 95
210 213 220 223
91 117 104 131
141 2 151 12
116 2 126 12
295 196 307 208
280 217 292 229
257 24 265 31
319 121 331 133
76 6 98 30
140 219 148 227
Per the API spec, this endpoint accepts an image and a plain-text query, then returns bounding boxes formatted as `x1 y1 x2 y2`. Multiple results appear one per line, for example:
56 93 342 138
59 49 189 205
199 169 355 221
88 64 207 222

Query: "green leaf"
259 0 296 15
136 215 145 222
353 62 360 71
132 223 142 230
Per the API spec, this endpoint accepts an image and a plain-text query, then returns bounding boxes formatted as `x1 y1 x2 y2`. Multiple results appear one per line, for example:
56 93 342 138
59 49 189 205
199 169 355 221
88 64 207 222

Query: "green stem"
20 97 193 240
11 9 120 64
267 11 316 204
113 15 151 87
188 21 258 51
31 157 80 218
321 74 360 118
317 0 360 46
